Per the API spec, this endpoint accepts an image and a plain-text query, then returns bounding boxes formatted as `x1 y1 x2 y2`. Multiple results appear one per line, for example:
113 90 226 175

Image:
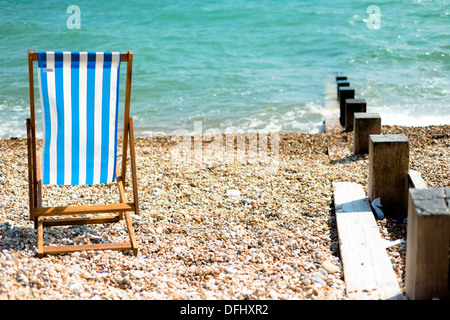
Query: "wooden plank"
323 77 346 161
333 182 403 300
324 76 338 100
28 51 131 62
324 97 339 117
34 203 135 217
323 77 342 134
42 215 121 227
408 170 427 189
325 118 342 134
324 100 342 134
42 242 133 255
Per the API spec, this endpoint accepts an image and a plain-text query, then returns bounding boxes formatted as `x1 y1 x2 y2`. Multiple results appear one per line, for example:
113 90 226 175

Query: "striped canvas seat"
37 51 121 185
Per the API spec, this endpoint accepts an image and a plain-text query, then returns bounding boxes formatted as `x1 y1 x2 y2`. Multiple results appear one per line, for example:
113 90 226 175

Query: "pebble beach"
0 124 448 300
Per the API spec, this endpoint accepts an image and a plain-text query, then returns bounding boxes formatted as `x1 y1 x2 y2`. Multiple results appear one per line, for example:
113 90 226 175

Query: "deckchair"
26 50 139 258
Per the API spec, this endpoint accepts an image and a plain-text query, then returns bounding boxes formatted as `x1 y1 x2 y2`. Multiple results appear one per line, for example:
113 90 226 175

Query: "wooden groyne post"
353 112 381 155
338 87 355 127
369 134 409 219
336 80 350 99
405 187 450 300
345 99 366 132
336 73 347 81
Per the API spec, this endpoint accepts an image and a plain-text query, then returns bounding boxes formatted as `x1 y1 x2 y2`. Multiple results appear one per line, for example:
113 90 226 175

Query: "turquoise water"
0 0 449 139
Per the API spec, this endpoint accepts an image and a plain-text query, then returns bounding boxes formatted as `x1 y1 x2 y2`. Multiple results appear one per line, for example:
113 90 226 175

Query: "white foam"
370 105 450 127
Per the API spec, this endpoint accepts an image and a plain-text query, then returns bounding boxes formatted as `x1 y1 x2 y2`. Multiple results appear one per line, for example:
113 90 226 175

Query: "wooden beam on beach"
353 112 381 155
323 75 349 159
323 76 342 134
333 182 403 300
338 87 355 127
345 99 366 132
369 134 409 219
336 80 350 99
408 170 427 189
405 187 450 300
323 79 344 161
324 99 342 134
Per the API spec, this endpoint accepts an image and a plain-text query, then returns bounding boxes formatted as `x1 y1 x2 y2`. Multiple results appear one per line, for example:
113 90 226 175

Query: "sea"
0 0 449 139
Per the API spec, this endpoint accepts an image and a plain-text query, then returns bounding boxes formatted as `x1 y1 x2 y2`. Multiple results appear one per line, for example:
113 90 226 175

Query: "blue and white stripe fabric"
37 51 121 185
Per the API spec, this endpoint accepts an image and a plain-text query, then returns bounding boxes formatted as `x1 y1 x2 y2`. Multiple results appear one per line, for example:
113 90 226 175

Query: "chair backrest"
37 51 121 185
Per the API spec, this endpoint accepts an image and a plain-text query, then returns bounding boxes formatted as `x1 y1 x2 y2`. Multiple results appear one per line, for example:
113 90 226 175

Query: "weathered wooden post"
368 134 409 218
345 99 366 131
353 113 381 155
338 87 355 127
405 187 450 300
336 72 347 81
336 80 350 99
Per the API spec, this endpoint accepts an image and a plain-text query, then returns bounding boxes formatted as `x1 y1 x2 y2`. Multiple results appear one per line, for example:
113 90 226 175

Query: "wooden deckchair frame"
26 50 139 258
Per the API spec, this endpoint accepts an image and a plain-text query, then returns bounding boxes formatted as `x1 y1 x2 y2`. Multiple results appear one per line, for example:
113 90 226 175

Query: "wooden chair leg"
128 117 139 215
124 212 138 256
125 117 139 256
26 119 35 222
116 168 127 220
34 155 42 228
37 216 44 258
36 154 42 208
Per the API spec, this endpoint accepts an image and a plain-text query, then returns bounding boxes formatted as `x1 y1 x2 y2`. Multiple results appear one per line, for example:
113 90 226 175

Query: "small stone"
318 267 328 276
312 272 326 280
310 277 325 287
226 189 241 197
322 260 340 274
172 246 183 255
90 236 103 244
